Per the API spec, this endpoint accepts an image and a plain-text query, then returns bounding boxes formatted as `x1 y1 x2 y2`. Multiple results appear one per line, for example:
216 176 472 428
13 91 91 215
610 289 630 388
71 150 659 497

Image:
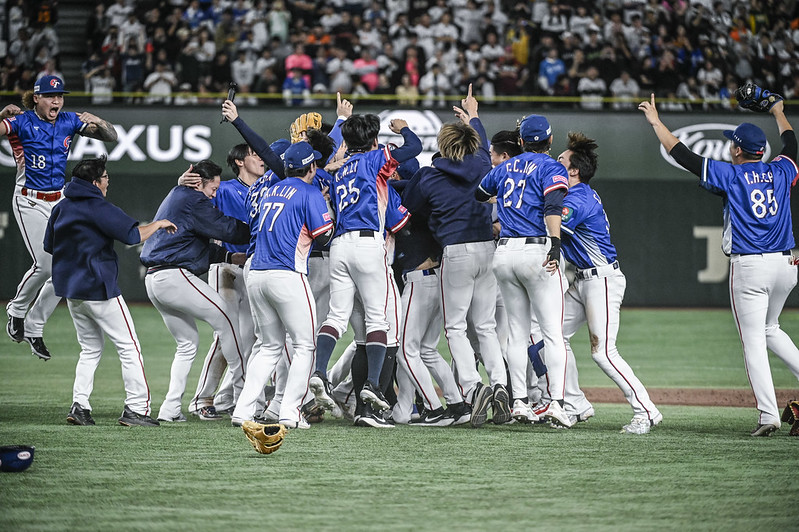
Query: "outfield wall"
1 106 797 306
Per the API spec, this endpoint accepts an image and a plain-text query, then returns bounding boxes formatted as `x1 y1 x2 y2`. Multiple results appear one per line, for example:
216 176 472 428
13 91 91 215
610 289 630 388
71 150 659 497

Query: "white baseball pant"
730 252 799 426
440 240 507 401
493 237 567 402
190 262 256 413
564 266 659 420
145 268 246 420
233 269 316 424
8 188 62 336
308 251 331 325
68 296 151 415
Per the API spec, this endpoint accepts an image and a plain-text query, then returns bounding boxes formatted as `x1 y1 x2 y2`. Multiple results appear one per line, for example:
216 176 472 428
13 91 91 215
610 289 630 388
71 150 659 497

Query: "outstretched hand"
637 93 659 126
336 92 353 118
453 84 478 123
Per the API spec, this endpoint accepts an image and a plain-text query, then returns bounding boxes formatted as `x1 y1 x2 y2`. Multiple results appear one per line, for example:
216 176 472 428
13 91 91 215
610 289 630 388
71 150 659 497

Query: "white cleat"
511 399 539 423
621 412 663 434
539 401 574 428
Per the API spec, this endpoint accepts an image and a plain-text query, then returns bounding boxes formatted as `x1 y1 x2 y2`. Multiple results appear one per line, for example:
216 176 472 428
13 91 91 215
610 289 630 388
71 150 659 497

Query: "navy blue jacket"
401 118 493 248
44 177 141 301
140 186 250 276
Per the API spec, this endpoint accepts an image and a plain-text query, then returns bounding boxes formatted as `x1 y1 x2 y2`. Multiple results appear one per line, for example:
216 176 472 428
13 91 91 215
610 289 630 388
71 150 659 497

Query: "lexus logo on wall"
660 123 772 171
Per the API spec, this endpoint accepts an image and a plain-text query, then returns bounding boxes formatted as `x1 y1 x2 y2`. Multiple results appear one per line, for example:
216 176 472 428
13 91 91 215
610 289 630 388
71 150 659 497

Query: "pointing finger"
467 83 473 98
337 92 341 106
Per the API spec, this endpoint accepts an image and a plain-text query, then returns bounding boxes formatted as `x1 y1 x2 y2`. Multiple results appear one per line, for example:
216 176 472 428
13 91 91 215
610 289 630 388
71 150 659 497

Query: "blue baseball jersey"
559 183 617 270
479 152 569 237
3 110 87 191
251 177 333 273
700 155 799 254
385 185 410 235
332 146 398 237
245 170 283 256
213 178 251 254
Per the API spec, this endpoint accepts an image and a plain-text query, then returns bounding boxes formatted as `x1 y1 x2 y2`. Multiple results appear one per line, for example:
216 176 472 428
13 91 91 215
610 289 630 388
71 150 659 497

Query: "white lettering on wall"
693 225 729 283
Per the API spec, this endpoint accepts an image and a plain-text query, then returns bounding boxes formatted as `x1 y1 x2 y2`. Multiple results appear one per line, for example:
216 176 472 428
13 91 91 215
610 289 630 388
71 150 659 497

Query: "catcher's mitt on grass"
290 112 323 143
781 399 799 437
242 421 287 454
735 82 784 113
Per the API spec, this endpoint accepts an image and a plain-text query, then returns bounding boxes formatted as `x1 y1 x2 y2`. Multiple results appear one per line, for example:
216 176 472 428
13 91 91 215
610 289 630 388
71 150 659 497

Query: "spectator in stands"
106 0 132 30
144 61 178 104
433 12 460 51
121 43 146 100
207 51 232 93
254 66 281 95
609 70 640 110
414 13 436 59
569 5 594 41
86 65 115 104
396 72 419 106
455 0 483 46
119 12 146 52
268 1 291 44
10 28 35 67
215 9 238 51
354 49 380 92
35 59 63 83
231 50 257 98
285 44 313 87
327 47 354 93
541 4 568 39
419 63 450 107
538 48 566 95
283 67 310 106
577 65 607 110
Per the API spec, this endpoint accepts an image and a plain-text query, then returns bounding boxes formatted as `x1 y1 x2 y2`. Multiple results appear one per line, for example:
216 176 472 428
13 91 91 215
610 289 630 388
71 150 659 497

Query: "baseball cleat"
750 423 779 437
445 402 471 425
67 402 95 426
408 407 454 427
511 399 539 423
567 406 596 426
539 401 574 428
280 415 311 429
118 405 160 427
230 417 246 427
621 412 662 434
470 383 493 428
6 316 24 343
360 380 390 411
309 371 343 417
354 407 395 428
192 405 223 420
24 336 51 360
158 412 188 423
254 410 280 424
215 406 235 416
491 384 511 424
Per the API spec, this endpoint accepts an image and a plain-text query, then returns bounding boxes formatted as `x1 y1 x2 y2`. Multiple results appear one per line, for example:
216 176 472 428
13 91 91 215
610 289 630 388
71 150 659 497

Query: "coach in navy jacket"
399 87 510 426
140 163 250 275
43 156 175 427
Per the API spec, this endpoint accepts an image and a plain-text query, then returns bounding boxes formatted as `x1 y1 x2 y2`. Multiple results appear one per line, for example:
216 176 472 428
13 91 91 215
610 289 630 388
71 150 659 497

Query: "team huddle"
3 76 799 439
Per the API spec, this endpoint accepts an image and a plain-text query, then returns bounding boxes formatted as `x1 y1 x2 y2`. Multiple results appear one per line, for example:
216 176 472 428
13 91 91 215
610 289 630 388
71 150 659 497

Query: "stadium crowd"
2 0 799 108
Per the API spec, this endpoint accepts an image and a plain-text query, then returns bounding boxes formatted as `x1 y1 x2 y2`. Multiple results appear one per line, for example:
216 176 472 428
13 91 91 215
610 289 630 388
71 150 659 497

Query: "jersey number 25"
336 179 361 212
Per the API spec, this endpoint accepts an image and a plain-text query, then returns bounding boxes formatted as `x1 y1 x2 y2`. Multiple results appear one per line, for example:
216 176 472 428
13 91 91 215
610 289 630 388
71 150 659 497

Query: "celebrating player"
476 114 573 428
140 160 251 423
556 132 662 434
1 75 118 360
43 156 175 427
231 142 334 429
639 91 799 436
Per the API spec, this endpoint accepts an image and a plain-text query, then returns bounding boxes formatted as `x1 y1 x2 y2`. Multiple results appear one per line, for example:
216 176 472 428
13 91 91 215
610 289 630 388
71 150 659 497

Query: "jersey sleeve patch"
561 206 574 223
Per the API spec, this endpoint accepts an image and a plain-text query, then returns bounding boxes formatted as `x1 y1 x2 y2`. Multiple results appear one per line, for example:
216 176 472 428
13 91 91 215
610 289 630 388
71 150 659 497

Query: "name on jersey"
338 160 358 178
504 159 538 175
743 170 773 185
265 184 297 200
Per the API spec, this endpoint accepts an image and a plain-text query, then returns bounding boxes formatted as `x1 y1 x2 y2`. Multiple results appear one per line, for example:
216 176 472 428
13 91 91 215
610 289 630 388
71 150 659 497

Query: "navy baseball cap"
396 157 420 180
34 75 69 95
519 115 552 142
270 138 291 160
723 123 766 155
284 141 321 169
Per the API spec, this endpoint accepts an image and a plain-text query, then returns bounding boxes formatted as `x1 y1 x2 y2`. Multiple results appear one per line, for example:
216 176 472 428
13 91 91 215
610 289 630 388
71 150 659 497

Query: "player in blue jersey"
44 157 175 427
639 93 799 436
555 131 661 433
476 114 574 428
1 75 117 360
140 160 251 423
231 142 334 429
309 113 422 426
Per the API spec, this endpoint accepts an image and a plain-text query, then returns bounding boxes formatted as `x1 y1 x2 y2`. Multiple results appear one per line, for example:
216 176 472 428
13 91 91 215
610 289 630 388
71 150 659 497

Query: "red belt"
21 187 61 202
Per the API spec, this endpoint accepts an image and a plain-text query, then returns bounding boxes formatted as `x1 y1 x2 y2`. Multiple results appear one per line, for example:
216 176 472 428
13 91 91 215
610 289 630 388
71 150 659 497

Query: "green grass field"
1 305 799 531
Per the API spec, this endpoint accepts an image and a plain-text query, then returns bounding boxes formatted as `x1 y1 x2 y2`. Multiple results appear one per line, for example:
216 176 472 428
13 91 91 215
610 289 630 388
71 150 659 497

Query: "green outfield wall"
1 106 797 306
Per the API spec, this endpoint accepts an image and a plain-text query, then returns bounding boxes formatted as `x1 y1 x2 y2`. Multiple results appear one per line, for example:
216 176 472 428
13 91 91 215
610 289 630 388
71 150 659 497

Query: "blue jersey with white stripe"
700 155 799 254
479 152 569 237
560 183 617 269
245 171 283 256
4 110 87 191
212 178 251 253
250 177 333 273
331 146 397 237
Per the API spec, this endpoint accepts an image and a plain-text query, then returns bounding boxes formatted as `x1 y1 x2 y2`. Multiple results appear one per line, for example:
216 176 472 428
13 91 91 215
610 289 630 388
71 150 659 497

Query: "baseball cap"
396 157 420 180
722 122 766 155
270 138 291 160
34 75 69 95
283 141 321 170
519 115 552 142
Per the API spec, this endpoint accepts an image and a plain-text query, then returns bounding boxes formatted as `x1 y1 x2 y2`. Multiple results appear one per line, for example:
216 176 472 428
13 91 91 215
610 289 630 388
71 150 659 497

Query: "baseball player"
1 75 117 360
639 92 799 436
309 113 422 419
231 141 334 429
402 86 510 428
556 131 662 434
43 156 174 426
476 114 573 428
140 160 251 423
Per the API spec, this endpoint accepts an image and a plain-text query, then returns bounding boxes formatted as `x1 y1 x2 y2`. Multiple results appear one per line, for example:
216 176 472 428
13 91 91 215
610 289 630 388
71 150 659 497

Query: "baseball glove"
735 82 784 113
301 400 325 423
290 112 323 143
241 421 286 454
781 399 799 437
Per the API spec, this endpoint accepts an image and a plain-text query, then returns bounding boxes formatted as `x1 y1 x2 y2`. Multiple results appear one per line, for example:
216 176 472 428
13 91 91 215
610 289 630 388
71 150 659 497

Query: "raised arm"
222 99 286 179
387 119 422 162
0 104 24 137
77 112 118 142
638 93 703 177
771 100 797 160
